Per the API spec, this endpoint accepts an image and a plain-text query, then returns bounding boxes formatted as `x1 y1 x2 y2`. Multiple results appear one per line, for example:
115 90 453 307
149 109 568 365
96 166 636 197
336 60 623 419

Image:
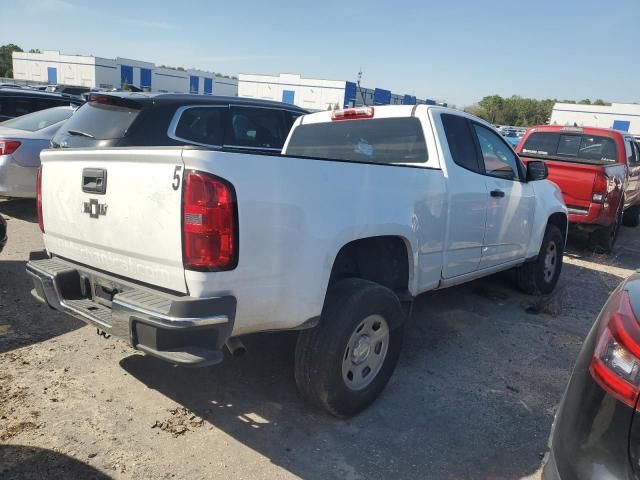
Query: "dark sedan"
544 272 640 479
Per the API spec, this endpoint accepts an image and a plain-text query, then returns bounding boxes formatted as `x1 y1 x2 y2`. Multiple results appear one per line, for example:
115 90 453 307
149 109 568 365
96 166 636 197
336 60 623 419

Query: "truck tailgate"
40 148 187 294
526 157 603 207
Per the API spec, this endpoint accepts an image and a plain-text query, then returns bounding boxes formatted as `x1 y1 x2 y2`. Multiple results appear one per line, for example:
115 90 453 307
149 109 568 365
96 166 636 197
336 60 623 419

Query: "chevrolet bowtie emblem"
83 199 108 219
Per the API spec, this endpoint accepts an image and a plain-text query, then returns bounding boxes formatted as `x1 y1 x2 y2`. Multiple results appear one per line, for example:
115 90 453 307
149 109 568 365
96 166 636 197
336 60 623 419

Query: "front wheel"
294 278 404 418
517 224 564 295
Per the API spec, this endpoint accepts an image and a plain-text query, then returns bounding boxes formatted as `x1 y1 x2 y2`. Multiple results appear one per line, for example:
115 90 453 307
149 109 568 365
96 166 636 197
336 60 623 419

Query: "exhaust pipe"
225 337 246 357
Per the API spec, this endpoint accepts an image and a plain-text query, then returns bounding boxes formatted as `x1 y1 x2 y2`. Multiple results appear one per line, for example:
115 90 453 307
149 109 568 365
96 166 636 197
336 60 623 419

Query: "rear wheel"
623 205 640 227
517 224 564 295
294 278 404 418
590 207 622 253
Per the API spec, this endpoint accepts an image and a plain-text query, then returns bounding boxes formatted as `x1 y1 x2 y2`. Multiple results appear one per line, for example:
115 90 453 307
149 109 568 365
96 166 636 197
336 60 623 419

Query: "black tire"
294 278 404 418
589 207 622 253
517 224 564 295
623 205 640 227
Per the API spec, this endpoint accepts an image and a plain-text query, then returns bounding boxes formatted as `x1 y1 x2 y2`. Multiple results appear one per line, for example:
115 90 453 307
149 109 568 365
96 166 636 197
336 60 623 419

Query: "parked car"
51 92 307 150
0 214 6 253
0 88 83 122
0 106 75 198
45 84 91 98
543 273 640 480
501 128 523 147
517 125 640 252
27 102 567 417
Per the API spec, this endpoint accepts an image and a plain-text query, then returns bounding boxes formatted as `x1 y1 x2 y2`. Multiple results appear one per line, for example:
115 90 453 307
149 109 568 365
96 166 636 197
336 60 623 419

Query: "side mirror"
526 160 548 182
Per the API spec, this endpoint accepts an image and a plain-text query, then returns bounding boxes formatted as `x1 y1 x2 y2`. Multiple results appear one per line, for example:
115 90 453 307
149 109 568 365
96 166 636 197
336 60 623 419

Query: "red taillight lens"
182 171 237 270
592 173 609 203
590 290 640 409
0 139 21 156
332 106 375 121
36 166 44 233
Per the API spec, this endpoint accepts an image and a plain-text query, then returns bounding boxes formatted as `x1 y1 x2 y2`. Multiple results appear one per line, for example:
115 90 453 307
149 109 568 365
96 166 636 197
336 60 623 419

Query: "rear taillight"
182 171 237 270
332 106 375 121
590 289 640 409
36 166 44 233
0 139 21 155
592 173 609 203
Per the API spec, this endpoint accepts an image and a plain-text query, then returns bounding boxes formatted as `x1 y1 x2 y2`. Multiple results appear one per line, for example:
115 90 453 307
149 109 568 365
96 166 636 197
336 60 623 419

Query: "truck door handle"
490 189 505 198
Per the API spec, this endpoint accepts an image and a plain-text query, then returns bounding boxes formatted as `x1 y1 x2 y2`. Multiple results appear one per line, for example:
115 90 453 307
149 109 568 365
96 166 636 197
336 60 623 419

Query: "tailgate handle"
82 168 107 194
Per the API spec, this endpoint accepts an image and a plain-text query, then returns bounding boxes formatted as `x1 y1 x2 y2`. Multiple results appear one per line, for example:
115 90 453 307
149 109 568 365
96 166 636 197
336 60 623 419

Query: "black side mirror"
526 160 548 182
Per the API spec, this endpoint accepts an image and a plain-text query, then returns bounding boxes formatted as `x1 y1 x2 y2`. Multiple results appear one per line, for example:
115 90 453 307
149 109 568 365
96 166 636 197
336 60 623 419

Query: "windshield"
0 106 73 131
521 131 618 164
285 117 428 164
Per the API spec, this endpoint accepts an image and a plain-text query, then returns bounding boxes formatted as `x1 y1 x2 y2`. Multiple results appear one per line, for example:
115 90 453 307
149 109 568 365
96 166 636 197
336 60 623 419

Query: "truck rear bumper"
26 256 236 367
567 202 615 230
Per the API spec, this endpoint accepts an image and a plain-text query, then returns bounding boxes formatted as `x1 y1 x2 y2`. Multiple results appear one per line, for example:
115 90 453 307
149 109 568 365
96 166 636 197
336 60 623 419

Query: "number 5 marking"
172 165 183 190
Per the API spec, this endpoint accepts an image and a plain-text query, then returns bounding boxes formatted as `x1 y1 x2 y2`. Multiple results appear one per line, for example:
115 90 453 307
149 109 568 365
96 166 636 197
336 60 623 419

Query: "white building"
12 50 238 96
238 73 437 111
550 102 640 136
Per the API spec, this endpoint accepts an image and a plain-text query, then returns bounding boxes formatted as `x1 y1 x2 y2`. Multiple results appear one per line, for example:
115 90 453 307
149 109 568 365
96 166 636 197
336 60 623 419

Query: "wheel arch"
325 235 415 305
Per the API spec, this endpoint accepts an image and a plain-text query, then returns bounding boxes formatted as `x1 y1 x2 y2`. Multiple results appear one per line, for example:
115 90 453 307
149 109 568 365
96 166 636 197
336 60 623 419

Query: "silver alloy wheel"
342 314 390 391
543 240 557 283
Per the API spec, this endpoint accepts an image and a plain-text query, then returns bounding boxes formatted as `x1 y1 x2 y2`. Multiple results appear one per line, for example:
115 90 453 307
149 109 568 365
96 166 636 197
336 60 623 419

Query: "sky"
2 0 639 106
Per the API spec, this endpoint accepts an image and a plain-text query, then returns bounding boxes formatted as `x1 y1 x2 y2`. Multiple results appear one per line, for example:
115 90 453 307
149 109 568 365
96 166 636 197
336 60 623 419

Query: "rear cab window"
521 131 618 165
285 117 428 164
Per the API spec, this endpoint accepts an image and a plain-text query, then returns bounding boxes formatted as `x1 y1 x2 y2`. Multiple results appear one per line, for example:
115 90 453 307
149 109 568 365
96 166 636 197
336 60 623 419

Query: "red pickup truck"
517 125 640 252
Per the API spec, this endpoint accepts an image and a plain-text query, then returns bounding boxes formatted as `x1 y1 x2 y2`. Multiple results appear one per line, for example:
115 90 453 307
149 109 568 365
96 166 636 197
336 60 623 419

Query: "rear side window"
0 107 73 131
441 113 480 172
285 117 428 164
54 99 141 142
225 106 287 150
521 132 618 164
173 107 226 146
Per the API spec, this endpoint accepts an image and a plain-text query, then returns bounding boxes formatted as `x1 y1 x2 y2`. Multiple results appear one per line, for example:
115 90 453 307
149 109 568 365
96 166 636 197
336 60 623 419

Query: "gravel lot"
1 198 638 480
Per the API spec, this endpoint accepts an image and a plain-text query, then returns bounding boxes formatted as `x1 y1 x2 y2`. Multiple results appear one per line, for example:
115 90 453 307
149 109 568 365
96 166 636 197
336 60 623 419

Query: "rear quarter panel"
181 148 447 335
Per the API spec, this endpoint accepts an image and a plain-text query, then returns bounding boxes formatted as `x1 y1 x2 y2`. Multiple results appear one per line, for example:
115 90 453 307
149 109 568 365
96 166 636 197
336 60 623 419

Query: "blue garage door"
47 67 57 84
343 81 357 107
120 65 133 87
373 88 391 105
140 68 152 90
282 90 295 105
190 76 199 94
612 120 631 132
204 78 213 95
403 94 416 105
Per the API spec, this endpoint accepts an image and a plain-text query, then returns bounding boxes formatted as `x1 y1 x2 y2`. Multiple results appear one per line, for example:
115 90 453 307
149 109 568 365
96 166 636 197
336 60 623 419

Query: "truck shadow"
0 260 84 355
0 444 111 479
120 259 623 480
0 198 37 223
564 225 640 273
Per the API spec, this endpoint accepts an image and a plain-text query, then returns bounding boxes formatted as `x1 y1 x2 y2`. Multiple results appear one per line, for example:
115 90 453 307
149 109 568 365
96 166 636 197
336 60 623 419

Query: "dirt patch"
0 421 37 441
151 406 205 437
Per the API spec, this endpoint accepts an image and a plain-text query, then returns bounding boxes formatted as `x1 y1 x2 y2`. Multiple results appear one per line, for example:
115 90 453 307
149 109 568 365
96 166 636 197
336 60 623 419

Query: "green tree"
0 43 23 77
578 99 591 105
593 99 608 106
28 48 41 54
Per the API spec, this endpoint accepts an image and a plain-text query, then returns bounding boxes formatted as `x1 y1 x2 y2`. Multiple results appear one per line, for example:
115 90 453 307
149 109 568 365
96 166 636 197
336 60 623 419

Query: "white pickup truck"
27 95 567 417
